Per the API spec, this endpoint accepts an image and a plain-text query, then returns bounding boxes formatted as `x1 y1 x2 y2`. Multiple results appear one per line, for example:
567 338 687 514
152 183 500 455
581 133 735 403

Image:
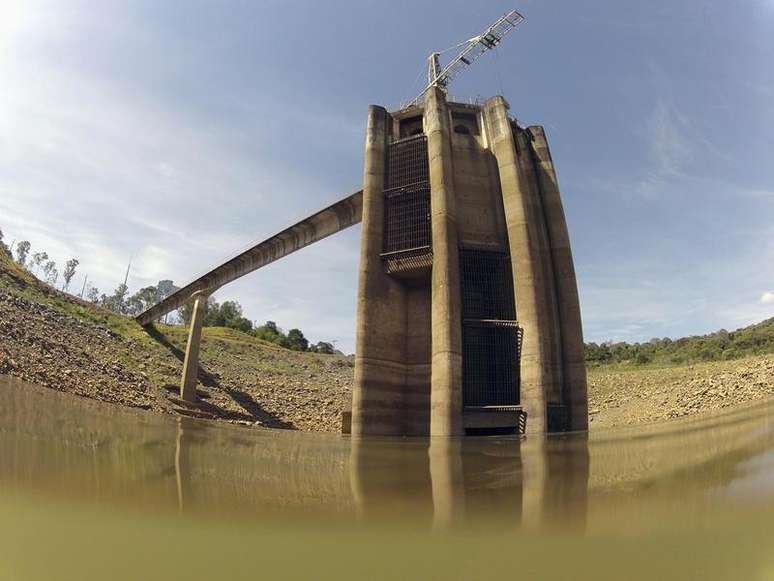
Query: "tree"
156 280 177 301
126 285 158 315
310 341 335 354
0 227 8 256
254 320 282 343
15 240 31 267
179 295 216 325
207 300 252 332
102 283 128 313
155 280 178 323
42 260 56 282
284 328 308 352
46 265 59 286
62 258 79 291
86 286 100 304
31 252 48 275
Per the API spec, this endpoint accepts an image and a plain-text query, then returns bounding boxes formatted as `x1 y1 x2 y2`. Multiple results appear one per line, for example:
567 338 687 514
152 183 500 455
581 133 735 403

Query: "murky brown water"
2 375 774 580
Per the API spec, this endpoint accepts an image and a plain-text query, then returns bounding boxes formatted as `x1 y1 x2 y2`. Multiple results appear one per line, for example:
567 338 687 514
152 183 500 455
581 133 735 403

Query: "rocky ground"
0 255 352 432
587 355 774 429
1 251 773 432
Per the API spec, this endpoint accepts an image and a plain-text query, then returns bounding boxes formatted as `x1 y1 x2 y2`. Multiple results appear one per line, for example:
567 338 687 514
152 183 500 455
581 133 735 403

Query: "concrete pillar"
425 87 464 437
352 106 409 436
483 96 554 434
529 126 588 430
514 129 564 409
180 290 208 403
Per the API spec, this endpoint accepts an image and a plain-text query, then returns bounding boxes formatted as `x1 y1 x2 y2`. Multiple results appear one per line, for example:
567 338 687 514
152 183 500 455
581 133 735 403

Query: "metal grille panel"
462 322 522 407
382 135 431 257
383 186 431 253
386 134 429 190
460 249 521 408
460 250 515 320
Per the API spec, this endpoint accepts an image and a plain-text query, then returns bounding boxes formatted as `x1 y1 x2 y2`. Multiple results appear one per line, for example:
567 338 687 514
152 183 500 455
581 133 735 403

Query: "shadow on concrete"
142 324 296 430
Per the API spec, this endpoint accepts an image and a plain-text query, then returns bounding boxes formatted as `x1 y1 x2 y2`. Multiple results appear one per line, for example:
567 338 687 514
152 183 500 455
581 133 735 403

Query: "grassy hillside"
0 249 353 432
585 318 774 368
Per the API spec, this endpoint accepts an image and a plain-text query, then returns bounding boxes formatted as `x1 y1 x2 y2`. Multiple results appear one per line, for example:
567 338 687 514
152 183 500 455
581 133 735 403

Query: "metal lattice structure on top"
411 9 525 106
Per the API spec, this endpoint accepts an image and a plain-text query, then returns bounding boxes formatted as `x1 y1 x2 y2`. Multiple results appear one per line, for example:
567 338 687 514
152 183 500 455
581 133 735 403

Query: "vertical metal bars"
460 250 516 320
386 134 429 190
460 249 521 407
382 135 432 256
462 322 522 407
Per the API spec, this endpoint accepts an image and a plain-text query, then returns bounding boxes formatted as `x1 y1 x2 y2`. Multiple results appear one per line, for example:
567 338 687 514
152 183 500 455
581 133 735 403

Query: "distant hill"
585 317 774 367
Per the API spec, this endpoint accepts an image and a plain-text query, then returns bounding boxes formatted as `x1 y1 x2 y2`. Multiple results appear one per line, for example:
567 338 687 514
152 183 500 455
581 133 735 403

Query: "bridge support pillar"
180 290 209 403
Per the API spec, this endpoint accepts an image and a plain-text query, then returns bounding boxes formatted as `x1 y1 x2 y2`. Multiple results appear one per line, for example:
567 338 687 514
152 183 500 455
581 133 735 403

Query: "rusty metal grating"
386 134 429 190
383 186 431 254
382 135 432 258
460 249 521 408
462 321 522 407
460 250 515 320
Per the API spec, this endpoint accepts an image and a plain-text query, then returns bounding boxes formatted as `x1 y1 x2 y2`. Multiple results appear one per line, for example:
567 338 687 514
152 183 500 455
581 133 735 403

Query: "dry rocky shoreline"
1 256 773 432
0 286 353 432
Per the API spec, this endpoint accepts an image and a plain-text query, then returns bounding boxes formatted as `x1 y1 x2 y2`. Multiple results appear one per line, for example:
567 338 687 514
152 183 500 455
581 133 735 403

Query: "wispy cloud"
649 97 692 178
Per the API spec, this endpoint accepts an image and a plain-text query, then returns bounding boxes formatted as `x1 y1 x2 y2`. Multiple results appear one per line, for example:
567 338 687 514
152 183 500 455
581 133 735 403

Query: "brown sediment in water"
2 373 774 581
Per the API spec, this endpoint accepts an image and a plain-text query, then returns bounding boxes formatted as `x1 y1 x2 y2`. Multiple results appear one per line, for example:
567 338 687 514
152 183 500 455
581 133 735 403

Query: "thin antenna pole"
123 256 132 287
80 275 88 299
118 256 132 313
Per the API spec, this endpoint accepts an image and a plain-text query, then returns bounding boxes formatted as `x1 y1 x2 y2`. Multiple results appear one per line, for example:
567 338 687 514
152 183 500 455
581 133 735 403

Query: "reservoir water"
1 374 773 580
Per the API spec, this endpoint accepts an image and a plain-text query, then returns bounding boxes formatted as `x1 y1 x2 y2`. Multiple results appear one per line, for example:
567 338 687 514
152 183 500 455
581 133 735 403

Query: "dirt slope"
0 252 352 432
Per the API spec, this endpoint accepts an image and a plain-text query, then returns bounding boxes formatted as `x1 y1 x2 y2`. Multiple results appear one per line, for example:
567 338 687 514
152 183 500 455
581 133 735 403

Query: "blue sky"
1 0 773 352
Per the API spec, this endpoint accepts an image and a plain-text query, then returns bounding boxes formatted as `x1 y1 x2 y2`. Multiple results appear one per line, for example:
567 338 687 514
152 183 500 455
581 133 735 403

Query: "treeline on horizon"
585 318 774 367
178 298 339 354
0 227 340 355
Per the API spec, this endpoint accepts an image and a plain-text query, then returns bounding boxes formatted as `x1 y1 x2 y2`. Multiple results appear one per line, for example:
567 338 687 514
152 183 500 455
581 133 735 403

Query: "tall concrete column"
180 290 208 403
514 128 564 409
529 126 588 431
425 87 464 437
352 106 408 436
483 96 554 434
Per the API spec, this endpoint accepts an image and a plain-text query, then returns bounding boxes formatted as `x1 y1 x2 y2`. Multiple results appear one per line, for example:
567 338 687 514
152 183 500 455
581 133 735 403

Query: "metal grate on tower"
382 135 432 262
460 250 516 320
386 134 429 190
462 321 523 407
460 249 522 408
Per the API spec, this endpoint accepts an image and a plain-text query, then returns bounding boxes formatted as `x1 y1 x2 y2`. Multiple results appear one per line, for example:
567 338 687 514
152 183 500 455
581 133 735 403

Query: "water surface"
1 375 773 580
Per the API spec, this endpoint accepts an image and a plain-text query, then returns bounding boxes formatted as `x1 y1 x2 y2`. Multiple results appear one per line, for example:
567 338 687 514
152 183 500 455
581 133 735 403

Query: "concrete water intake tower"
352 91 587 437
352 11 587 437
136 9 587 437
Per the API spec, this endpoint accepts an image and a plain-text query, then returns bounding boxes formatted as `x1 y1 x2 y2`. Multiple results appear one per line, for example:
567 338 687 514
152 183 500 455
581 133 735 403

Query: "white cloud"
649 98 692 178
761 291 774 305
0 3 365 350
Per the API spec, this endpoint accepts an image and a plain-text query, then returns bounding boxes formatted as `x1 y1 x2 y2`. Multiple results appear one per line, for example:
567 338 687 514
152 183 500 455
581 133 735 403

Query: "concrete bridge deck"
135 190 363 326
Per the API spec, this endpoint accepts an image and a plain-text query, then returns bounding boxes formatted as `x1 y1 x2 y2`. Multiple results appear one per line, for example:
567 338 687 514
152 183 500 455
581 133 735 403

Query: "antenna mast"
411 9 524 106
